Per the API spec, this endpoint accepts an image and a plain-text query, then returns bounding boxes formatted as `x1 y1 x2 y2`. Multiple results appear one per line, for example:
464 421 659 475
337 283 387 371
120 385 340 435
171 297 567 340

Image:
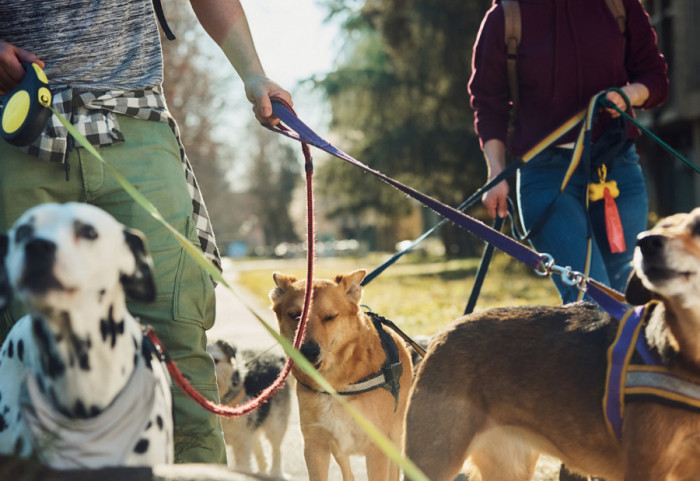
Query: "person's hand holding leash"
481 138 509 219
244 74 292 126
0 41 44 94
604 83 650 118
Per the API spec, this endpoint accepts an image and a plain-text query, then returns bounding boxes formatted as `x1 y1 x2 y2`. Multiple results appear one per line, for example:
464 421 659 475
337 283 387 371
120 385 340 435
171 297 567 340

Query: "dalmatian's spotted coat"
0 202 173 468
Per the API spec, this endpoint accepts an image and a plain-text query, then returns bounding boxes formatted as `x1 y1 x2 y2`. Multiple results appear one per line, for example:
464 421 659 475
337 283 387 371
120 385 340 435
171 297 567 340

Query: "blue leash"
599 97 700 175
267 98 544 273
360 160 522 286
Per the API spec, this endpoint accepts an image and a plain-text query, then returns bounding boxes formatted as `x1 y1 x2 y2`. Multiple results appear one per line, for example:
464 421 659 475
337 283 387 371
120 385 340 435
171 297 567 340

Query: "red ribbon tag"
604 187 626 253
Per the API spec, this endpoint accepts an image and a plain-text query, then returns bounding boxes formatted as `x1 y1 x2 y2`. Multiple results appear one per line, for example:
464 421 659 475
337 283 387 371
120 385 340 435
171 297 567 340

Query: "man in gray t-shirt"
0 0 292 465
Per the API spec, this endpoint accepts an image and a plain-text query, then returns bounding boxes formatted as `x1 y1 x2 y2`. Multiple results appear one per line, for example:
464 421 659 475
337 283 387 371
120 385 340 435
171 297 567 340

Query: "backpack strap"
502 0 521 118
500 0 626 137
605 0 627 35
153 0 176 41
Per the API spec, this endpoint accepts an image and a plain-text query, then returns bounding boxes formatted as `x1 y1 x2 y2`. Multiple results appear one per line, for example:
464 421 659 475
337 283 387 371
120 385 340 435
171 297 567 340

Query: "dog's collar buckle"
381 362 403 411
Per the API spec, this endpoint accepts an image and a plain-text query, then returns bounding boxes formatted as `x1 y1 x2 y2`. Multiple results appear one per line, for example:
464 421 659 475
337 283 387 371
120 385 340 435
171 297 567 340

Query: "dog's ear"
270 272 298 303
121 228 157 303
625 271 653 306
335 269 367 304
0 233 11 311
216 339 237 362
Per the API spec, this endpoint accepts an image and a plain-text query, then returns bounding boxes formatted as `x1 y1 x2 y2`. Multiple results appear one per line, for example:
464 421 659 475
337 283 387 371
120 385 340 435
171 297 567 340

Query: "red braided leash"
146 98 315 417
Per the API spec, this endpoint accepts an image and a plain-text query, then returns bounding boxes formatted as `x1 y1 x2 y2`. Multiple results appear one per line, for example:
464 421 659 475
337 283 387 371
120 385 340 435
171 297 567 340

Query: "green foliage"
245 127 303 246
313 0 495 254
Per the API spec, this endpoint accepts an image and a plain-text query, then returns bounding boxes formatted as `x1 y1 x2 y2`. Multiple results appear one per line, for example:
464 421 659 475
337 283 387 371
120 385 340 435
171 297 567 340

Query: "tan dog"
270 269 413 481
404 208 700 481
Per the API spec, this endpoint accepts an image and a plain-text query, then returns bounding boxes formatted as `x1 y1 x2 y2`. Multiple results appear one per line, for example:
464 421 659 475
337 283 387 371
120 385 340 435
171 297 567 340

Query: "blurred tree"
159 1 245 246
158 0 301 250
244 123 302 248
314 0 492 255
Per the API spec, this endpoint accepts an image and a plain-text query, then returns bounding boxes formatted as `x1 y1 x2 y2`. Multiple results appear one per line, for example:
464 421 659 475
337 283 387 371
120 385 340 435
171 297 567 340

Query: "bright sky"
215 1 341 189
242 0 340 89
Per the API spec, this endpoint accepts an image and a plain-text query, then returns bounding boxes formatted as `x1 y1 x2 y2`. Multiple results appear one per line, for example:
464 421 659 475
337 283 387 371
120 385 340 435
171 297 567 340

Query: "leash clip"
534 253 556 277
534 253 586 290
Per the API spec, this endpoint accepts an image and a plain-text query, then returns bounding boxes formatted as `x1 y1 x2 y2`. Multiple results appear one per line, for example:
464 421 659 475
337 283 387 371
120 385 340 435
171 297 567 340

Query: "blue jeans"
517 143 648 304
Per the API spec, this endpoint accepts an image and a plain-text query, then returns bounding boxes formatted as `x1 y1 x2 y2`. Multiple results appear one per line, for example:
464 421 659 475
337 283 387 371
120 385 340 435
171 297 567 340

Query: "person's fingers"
497 198 508 219
15 47 44 68
256 94 273 119
605 91 625 118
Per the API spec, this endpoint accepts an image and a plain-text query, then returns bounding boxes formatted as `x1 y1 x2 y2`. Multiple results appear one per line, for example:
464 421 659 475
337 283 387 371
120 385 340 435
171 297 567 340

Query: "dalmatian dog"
0 202 173 468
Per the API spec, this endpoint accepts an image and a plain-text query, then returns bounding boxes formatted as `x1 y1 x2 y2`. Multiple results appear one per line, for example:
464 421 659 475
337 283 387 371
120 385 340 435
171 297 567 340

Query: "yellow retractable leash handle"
0 62 52 146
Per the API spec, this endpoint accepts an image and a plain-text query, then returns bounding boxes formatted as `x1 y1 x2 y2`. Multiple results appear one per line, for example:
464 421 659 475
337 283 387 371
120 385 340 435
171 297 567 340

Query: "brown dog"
404 208 700 481
270 269 413 481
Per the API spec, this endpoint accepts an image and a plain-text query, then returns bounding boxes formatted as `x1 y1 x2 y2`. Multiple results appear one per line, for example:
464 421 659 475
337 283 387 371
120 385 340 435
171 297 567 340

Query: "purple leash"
267 98 545 273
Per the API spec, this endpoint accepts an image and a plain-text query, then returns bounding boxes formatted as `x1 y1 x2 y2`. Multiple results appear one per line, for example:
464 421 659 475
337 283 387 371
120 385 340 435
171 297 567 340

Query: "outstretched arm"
189 0 292 125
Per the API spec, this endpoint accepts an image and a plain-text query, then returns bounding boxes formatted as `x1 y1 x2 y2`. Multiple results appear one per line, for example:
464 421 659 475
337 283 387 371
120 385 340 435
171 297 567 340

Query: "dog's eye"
323 314 338 323
288 311 301 321
74 221 98 240
692 220 700 238
14 224 33 243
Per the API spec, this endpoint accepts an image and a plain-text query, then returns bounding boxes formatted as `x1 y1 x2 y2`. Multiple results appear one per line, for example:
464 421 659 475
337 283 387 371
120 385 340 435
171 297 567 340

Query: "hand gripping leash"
0 62 52 146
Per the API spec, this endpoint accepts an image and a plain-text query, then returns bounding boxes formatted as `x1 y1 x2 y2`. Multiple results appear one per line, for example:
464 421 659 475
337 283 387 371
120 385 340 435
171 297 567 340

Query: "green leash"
600 87 700 175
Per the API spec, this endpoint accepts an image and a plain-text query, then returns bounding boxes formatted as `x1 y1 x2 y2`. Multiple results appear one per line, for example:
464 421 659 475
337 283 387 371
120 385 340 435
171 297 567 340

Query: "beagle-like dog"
404 208 700 481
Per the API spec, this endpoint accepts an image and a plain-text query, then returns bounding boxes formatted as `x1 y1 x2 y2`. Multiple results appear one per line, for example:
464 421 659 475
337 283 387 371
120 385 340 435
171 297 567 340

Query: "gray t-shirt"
0 0 163 91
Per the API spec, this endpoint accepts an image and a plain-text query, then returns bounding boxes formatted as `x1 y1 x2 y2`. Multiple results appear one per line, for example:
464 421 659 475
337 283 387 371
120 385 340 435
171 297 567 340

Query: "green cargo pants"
0 115 226 464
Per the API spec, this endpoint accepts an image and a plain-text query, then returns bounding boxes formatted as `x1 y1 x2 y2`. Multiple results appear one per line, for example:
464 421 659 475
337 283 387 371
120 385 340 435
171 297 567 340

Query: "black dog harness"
299 312 404 411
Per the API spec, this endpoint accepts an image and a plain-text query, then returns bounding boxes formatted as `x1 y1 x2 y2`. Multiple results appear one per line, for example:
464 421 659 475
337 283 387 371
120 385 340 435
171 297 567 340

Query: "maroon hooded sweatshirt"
468 0 669 158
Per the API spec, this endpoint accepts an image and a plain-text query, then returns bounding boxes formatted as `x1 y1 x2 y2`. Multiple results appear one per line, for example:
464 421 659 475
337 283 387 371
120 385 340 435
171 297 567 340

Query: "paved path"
207 259 368 481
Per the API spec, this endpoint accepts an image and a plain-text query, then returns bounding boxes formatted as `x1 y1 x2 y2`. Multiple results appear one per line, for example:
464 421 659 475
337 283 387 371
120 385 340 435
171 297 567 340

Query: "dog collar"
604 301 700 443
299 313 404 411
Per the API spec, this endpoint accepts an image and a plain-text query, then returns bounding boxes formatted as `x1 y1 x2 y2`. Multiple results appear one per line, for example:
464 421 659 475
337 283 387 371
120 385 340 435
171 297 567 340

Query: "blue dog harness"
603 301 700 442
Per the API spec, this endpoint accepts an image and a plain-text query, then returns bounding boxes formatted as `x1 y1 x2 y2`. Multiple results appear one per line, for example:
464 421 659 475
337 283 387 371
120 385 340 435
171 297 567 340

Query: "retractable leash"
0 62 52 146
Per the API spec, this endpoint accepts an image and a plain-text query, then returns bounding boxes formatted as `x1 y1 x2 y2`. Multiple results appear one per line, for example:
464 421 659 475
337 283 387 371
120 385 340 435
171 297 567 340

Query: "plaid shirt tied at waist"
18 86 221 272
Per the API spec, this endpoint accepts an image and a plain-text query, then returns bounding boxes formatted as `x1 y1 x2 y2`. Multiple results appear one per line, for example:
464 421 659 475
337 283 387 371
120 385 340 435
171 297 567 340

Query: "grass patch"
231 250 561 337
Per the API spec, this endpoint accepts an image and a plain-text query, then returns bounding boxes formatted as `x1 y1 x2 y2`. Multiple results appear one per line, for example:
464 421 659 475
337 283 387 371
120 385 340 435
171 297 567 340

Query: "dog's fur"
404 208 700 481
270 269 413 481
0 202 172 468
207 339 291 478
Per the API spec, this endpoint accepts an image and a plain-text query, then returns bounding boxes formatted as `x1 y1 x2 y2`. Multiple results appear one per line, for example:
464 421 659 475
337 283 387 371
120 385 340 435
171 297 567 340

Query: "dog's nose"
25 238 57 260
637 234 665 258
300 342 321 364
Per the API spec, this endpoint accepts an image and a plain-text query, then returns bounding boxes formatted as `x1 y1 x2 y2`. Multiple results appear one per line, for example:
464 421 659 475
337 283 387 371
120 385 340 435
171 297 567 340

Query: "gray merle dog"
208 339 291 478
